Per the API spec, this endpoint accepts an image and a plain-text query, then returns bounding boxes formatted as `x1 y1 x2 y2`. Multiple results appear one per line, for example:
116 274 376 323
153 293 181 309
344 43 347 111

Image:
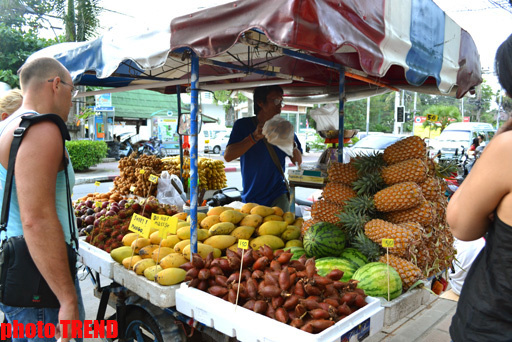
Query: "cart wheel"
124 307 163 342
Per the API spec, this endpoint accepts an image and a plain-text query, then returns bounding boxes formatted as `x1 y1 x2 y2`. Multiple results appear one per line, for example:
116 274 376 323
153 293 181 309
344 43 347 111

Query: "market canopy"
28 0 482 103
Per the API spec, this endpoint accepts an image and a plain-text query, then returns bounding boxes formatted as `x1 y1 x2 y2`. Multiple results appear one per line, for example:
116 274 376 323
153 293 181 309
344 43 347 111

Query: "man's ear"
1 112 8 121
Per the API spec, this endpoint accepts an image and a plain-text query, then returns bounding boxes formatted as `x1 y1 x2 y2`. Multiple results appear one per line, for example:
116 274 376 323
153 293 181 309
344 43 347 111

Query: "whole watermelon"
315 257 358 282
303 222 346 258
340 248 368 268
352 262 402 300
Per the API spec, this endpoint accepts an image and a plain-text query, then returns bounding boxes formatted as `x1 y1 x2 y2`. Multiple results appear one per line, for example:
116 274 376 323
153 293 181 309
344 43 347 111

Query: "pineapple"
351 231 382 262
352 172 386 196
351 152 386 175
373 182 425 212
385 200 436 227
383 135 426 165
419 177 441 201
301 218 321 237
342 194 377 217
381 158 428 185
327 162 359 184
379 254 423 290
364 219 415 258
337 209 371 241
310 199 343 225
323 181 357 205
397 222 424 240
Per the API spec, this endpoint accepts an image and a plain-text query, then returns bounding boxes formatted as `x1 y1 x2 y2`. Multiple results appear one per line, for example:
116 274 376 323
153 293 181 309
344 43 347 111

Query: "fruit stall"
28 0 482 340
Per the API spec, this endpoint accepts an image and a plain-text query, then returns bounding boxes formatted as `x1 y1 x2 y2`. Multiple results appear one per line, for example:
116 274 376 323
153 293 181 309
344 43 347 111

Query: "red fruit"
85 235 92 243
131 203 141 211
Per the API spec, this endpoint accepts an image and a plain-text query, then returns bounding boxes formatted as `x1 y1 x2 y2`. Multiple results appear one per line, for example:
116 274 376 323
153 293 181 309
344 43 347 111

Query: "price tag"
139 169 146 174
94 181 101 187
238 239 249 250
382 239 395 248
95 201 102 208
149 174 159 184
426 114 438 122
151 214 179 238
130 185 136 192
128 213 151 238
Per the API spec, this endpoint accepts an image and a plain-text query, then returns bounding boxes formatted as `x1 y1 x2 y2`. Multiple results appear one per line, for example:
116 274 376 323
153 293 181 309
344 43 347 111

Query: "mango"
285 239 303 248
122 233 139 247
207 206 232 216
187 212 207 224
257 221 288 236
239 214 263 228
177 226 209 241
281 226 301 241
144 265 163 281
250 235 285 251
161 235 181 248
230 226 255 240
111 246 135 263
122 255 142 270
292 217 305 229
156 268 187 286
219 210 244 224
133 259 156 275
203 235 237 250
173 212 187 221
241 202 258 214
159 253 188 269
209 222 236 236
149 231 162 245
138 245 159 259
182 243 215 260
177 221 191 229
227 243 240 253
200 215 221 230
174 240 191 253
131 238 151 254
213 248 222 258
151 247 175 263
263 214 284 223
272 206 284 217
250 205 275 217
283 212 296 225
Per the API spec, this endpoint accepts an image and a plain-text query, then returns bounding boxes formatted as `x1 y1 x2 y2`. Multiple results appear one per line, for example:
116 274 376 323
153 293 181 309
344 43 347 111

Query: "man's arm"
14 122 78 323
224 135 256 162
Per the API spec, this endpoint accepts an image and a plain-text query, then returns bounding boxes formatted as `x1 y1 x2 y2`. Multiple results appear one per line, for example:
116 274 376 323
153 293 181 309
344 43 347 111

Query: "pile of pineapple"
305 136 455 290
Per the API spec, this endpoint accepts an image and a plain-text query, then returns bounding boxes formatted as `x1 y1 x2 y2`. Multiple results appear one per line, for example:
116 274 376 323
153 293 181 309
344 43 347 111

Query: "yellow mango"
133 259 156 275
203 235 237 250
144 265 163 281
207 206 232 216
122 255 142 270
161 235 181 248
239 214 263 228
292 217 305 229
241 202 258 214
177 226 209 241
159 253 189 269
227 243 240 253
200 215 221 230
250 205 275 217
177 221 191 228
149 227 158 235
174 240 191 254
122 233 139 247
182 243 215 260
272 206 284 217
257 221 288 236
219 210 244 224
213 248 222 258
209 222 236 236
285 239 303 248
187 212 207 224
131 238 151 254
156 268 187 286
111 246 135 263
149 231 162 245
281 226 301 241
138 245 160 259
250 235 285 251
283 212 296 225
230 226 255 240
263 215 284 223
151 247 175 263
173 212 187 221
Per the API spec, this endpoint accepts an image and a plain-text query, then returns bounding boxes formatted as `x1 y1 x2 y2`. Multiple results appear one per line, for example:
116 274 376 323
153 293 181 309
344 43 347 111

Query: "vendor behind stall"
224 85 302 212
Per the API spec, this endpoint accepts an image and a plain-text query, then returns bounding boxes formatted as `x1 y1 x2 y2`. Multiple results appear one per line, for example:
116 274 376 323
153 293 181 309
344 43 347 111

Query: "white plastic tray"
176 283 384 342
112 263 179 308
78 239 116 278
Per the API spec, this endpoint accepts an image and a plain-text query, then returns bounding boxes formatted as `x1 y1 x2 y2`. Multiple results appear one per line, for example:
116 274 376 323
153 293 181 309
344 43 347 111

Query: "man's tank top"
450 213 512 341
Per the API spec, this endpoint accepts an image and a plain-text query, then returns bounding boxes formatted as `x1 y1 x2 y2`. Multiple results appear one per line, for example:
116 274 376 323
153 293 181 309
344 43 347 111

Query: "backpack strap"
0 114 77 250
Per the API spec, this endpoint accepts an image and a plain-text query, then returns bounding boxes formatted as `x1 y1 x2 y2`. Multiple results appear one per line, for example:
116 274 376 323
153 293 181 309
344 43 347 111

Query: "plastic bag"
262 116 294 156
309 103 338 131
156 171 185 210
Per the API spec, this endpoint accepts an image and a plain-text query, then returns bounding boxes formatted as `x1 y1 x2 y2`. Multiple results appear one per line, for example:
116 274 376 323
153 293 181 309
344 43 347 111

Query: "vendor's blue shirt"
227 116 302 206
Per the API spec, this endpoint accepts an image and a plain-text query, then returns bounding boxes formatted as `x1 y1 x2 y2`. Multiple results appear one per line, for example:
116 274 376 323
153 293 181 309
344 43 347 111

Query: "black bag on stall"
0 114 78 308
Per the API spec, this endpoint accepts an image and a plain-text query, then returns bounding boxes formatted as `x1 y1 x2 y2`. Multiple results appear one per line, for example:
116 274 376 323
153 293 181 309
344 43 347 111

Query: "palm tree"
422 105 462 133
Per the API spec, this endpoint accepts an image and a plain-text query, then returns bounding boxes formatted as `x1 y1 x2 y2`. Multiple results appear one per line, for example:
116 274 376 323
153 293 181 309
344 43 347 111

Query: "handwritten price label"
238 239 249 250
128 213 151 238
139 169 146 174
95 201 102 208
426 114 438 122
130 185 136 192
151 214 179 238
382 239 395 248
94 181 101 187
149 174 159 184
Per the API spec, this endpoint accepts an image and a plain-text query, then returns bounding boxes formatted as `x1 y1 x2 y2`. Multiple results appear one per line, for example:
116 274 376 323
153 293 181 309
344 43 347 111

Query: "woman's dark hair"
495 34 512 96
472 137 480 147
253 85 284 115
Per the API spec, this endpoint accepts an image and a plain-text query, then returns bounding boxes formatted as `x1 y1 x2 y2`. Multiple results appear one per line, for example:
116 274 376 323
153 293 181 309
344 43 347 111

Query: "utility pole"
366 97 370 135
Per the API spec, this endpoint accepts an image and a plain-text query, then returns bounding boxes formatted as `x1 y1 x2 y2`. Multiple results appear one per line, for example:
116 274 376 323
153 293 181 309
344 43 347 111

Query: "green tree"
422 105 461 132
213 90 248 115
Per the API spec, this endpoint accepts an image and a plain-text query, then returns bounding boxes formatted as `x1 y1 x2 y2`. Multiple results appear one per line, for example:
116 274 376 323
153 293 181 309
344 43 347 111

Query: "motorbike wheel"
212 146 221 154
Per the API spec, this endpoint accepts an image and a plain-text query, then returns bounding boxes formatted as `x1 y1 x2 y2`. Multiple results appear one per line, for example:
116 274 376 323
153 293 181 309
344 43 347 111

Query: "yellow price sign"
128 213 151 238
149 174 159 184
382 239 395 248
95 201 102 208
139 169 146 174
130 185 136 192
426 114 438 122
151 214 179 238
238 239 249 250
94 181 101 187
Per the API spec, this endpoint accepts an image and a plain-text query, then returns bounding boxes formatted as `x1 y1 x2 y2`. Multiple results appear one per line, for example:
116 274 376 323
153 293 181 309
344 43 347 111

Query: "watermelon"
303 222 346 258
284 247 306 260
315 257 359 282
352 262 403 300
340 248 368 268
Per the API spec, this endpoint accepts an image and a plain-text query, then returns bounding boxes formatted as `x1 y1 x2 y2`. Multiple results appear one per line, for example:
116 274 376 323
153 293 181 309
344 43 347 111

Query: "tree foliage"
421 105 461 132
213 90 248 113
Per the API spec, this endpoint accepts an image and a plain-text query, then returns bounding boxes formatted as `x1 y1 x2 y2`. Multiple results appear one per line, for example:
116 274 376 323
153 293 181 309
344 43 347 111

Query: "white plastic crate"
112 263 179 308
176 283 384 342
78 239 116 278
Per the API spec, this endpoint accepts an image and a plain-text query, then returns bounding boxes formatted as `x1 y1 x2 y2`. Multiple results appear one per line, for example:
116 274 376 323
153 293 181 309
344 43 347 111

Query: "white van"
429 122 496 158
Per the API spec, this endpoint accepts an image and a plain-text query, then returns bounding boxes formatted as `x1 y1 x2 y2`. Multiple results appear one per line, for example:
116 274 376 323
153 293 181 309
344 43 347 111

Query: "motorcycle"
119 133 137 158
138 136 167 158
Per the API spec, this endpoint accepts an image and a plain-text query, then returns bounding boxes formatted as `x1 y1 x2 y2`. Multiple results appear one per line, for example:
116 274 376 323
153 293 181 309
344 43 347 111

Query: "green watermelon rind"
315 257 358 282
303 222 346 258
284 247 306 260
352 262 403 300
340 248 368 269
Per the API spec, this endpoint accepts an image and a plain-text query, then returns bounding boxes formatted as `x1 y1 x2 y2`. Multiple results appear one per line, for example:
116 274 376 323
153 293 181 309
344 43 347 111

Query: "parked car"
204 131 231 154
347 134 406 157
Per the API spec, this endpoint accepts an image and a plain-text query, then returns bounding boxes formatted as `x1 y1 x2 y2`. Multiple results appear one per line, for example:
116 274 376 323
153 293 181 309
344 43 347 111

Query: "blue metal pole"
338 68 345 163
190 51 199 254
177 85 184 185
